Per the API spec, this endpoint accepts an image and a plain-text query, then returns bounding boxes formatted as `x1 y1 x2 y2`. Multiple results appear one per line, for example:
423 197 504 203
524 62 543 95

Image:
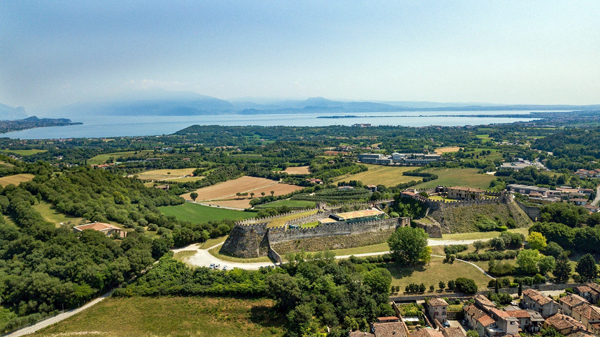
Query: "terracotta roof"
464 304 486 320
576 286 593 293
490 308 511 318
440 327 466 337
428 298 449 307
545 314 585 332
573 303 600 321
372 321 409 337
474 294 497 308
477 315 496 327
506 310 530 319
349 331 375 337
586 283 600 294
566 332 596 337
559 294 588 308
74 222 119 231
523 289 553 306
410 328 444 337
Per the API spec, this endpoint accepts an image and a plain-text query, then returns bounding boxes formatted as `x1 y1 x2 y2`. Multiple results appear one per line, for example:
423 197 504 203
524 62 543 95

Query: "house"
366 185 378 192
446 186 485 200
338 185 355 191
154 184 170 191
567 331 597 337
572 304 600 332
464 304 493 337
349 331 374 337
439 327 466 337
370 316 410 337
506 184 549 197
559 294 588 316
426 298 448 324
576 283 600 303
543 314 586 335
570 198 589 206
73 222 126 238
488 308 520 336
306 178 323 185
521 289 559 318
505 309 544 333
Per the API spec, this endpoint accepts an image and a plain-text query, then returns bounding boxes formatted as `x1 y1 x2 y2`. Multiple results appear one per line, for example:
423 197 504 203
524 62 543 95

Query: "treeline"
530 222 600 254
115 254 394 337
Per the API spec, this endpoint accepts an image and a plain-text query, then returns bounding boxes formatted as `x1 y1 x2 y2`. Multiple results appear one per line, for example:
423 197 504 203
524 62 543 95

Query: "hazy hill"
0 103 28 120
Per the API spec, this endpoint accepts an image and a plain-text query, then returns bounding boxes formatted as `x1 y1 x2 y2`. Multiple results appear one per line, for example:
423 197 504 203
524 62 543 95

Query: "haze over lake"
4 111 541 139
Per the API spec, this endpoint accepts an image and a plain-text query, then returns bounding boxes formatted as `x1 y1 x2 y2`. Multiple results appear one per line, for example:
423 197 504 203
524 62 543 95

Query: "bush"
444 244 468 255
454 278 478 294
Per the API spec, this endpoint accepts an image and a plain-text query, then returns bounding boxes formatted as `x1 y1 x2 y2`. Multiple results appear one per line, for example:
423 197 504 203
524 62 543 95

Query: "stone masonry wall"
516 201 542 222
219 223 269 258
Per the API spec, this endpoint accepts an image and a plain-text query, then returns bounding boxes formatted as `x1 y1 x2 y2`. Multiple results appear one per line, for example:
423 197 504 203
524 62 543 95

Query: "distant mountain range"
0 103 28 120
6 90 600 118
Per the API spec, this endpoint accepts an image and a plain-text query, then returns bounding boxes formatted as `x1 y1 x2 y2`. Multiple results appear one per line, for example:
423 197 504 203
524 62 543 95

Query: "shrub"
444 244 468 255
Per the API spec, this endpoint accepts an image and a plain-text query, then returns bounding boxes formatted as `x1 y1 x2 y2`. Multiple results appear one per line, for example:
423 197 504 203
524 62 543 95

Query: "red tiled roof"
477 315 495 327
573 303 600 321
428 298 449 307
523 289 553 306
371 321 409 337
506 310 530 319
559 294 588 308
410 328 444 337
349 331 375 337
545 313 585 331
464 304 486 321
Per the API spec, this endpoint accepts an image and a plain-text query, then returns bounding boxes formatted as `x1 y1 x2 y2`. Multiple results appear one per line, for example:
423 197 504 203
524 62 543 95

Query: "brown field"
136 168 202 182
182 176 302 203
0 173 35 187
282 166 310 175
434 147 462 154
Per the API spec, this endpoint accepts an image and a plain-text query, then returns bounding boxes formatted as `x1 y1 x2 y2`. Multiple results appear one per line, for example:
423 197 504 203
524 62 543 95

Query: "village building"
559 294 589 316
543 314 586 335
506 184 549 197
576 283 600 303
446 186 485 200
369 316 410 337
505 309 544 333
521 289 559 318
426 298 448 324
571 304 600 333
73 222 126 238
410 328 443 337
570 198 589 206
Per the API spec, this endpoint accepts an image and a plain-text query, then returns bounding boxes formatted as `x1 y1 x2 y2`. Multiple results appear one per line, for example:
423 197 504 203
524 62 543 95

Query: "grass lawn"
209 246 272 263
413 168 495 189
173 250 197 264
198 236 229 249
32 201 83 227
301 221 319 228
431 228 530 241
267 209 318 227
33 297 285 337
87 150 156 165
386 257 492 292
333 164 421 188
254 199 316 209
0 173 35 187
330 242 390 256
159 203 257 223
0 149 47 156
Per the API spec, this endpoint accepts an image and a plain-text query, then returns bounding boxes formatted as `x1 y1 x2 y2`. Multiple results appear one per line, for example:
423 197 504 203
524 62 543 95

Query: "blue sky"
1 1 599 112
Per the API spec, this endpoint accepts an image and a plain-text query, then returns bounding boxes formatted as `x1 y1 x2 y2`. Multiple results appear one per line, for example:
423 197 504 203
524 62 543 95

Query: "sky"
1 0 600 113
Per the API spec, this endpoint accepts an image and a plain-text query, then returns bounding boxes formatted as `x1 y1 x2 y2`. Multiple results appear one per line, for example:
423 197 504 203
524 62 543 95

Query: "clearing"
434 147 462 154
158 203 256 223
182 176 303 208
87 150 157 165
281 166 310 175
387 256 492 292
32 201 83 227
0 173 35 187
136 168 204 183
0 149 47 156
334 164 421 187
413 168 495 189
33 297 284 337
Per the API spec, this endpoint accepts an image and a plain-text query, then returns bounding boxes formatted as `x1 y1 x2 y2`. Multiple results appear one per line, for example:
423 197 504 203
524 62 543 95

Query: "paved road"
592 185 600 207
179 238 495 270
4 290 114 337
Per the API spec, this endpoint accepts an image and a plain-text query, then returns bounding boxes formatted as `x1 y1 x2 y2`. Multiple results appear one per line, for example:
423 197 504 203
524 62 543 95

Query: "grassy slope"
159 203 257 223
209 246 272 263
430 203 532 233
387 257 492 292
0 149 47 156
87 150 156 165
413 168 495 189
0 173 35 187
32 201 83 227
33 297 285 337
334 164 421 187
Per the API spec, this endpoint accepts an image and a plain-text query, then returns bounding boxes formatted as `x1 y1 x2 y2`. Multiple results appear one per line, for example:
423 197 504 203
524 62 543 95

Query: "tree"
540 327 565 337
554 254 572 284
494 279 499 294
490 237 506 251
466 331 479 337
576 253 598 282
544 241 564 258
454 278 478 294
538 256 556 275
429 285 435 292
250 192 255 199
447 280 455 290
363 268 392 294
439 281 445 291
473 240 485 252
261 192 266 197
270 190 274 196
518 282 522 297
421 246 432 265
528 232 548 251
419 283 426 293
388 227 428 266
517 249 541 275
190 192 198 201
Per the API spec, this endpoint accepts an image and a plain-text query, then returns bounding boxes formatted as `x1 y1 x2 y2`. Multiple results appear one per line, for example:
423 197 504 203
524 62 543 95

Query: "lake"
3 111 541 139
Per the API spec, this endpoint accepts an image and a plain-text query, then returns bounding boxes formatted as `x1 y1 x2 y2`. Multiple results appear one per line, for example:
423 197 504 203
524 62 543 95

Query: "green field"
32 201 83 227
413 168 495 189
387 257 492 292
88 150 156 165
0 149 47 156
159 202 257 223
253 199 315 209
33 297 285 337
333 164 421 187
